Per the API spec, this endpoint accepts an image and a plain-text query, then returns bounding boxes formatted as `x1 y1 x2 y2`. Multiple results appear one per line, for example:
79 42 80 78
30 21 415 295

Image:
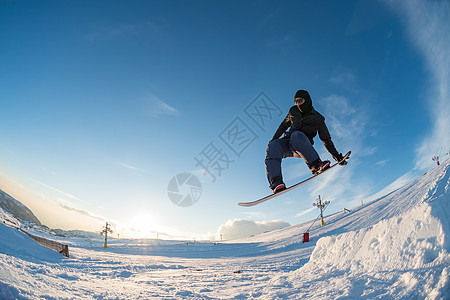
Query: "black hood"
294 90 313 115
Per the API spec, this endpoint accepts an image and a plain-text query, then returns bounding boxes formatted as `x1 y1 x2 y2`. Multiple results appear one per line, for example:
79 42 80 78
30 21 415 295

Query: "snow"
1 160 450 299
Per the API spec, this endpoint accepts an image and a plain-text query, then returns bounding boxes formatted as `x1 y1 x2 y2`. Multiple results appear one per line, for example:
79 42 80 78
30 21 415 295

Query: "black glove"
334 153 348 166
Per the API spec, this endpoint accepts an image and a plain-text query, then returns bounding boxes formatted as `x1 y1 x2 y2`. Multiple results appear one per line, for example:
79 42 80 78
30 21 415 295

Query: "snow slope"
0 160 449 299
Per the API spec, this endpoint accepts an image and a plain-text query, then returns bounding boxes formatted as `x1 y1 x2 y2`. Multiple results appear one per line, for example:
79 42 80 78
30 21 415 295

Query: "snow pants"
265 131 319 190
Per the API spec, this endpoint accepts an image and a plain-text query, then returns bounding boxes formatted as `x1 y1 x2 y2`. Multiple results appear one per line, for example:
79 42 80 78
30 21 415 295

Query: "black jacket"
272 105 340 159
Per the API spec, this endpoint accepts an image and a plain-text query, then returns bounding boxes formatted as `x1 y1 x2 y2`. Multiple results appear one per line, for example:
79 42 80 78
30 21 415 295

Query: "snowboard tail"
238 151 351 207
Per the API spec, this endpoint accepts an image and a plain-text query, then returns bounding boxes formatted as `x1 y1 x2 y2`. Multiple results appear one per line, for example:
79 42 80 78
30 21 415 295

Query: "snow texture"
0 160 449 299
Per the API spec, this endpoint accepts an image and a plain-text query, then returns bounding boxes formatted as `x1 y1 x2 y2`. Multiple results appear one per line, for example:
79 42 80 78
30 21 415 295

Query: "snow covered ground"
0 160 449 299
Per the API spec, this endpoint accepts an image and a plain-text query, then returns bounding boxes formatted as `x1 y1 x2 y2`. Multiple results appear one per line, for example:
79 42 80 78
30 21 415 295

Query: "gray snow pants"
265 131 319 190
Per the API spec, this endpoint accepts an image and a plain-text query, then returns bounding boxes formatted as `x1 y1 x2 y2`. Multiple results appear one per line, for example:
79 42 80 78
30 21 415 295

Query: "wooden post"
60 245 70 258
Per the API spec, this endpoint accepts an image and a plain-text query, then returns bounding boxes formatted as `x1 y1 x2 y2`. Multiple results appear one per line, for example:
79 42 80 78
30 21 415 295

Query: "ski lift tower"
313 195 330 226
100 222 113 248
432 155 440 166
432 147 444 166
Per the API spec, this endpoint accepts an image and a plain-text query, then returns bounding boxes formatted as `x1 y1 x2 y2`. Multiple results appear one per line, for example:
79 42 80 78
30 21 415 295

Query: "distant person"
265 90 347 194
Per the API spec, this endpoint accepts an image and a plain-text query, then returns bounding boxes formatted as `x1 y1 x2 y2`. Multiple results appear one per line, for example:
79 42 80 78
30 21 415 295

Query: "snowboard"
238 151 351 207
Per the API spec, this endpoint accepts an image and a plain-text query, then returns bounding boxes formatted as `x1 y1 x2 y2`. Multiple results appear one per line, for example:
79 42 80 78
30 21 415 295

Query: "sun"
125 212 163 239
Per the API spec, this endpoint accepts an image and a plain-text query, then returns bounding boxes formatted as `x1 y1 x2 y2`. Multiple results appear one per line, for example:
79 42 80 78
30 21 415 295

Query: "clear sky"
1 0 449 239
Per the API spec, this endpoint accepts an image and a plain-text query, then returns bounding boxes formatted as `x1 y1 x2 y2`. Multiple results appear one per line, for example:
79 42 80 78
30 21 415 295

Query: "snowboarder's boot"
273 183 287 194
310 159 331 175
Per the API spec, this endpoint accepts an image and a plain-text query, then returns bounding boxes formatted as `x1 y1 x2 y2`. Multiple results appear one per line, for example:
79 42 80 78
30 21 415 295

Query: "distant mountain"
0 189 41 226
52 228 103 240
0 189 103 239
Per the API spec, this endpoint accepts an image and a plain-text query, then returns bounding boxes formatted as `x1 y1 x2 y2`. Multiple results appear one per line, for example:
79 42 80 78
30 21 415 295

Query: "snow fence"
20 229 70 258
2 222 69 258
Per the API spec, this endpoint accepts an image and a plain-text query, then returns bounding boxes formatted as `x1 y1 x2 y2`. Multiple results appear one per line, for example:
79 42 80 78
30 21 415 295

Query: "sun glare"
124 213 164 239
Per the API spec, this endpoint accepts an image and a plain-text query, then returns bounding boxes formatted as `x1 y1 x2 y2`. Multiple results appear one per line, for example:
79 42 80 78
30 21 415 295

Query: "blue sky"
1 0 449 239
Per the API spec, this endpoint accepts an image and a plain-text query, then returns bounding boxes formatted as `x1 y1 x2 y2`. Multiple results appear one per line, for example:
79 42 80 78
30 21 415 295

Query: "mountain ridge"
0 189 41 226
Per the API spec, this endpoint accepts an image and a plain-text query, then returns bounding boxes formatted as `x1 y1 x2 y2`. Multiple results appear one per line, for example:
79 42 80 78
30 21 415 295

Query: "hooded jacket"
272 90 340 159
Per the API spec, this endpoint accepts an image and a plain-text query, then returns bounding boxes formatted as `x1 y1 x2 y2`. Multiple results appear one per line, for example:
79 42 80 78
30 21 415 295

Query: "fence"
2 221 69 258
20 228 70 258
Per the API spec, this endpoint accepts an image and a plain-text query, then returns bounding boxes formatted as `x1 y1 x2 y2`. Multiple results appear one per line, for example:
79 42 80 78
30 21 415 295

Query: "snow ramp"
264 160 450 299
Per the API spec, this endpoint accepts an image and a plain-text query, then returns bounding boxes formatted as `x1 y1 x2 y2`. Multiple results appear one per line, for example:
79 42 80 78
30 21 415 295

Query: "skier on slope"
266 89 347 194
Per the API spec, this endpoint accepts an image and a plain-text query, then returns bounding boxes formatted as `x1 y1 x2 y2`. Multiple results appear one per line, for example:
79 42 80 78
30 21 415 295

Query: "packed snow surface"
1 160 449 299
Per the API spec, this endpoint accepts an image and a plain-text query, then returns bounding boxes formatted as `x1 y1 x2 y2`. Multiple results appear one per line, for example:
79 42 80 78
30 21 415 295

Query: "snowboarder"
266 90 347 194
